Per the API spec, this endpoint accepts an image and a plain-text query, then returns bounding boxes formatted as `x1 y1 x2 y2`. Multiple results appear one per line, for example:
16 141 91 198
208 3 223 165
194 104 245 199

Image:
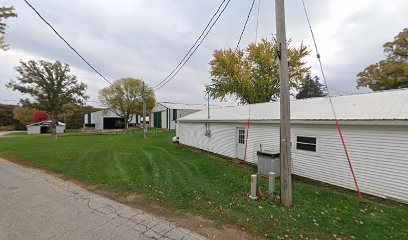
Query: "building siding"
178 121 408 203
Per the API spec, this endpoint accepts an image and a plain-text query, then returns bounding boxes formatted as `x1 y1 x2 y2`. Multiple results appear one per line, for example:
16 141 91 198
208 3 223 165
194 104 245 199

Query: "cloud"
1 0 407 106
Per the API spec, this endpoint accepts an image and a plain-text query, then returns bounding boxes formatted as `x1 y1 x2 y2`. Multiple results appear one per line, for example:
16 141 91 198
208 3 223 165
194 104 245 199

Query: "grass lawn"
0 131 406 239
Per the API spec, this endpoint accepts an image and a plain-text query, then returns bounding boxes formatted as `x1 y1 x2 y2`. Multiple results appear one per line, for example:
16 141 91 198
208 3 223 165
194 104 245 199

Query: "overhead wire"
154 0 232 91
234 0 256 52
23 0 112 86
255 0 261 42
152 0 228 90
301 0 364 203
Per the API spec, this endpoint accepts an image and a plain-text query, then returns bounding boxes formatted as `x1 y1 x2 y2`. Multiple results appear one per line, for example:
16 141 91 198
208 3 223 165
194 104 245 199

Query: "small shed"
26 121 66 134
177 89 408 203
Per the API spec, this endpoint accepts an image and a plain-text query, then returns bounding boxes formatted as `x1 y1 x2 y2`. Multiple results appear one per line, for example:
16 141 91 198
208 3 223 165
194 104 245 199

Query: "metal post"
275 0 292 207
142 82 146 139
268 172 276 200
249 174 258 200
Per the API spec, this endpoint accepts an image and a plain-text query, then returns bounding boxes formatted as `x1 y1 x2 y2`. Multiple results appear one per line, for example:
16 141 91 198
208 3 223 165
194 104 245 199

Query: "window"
173 109 177 121
238 129 245 144
296 136 317 152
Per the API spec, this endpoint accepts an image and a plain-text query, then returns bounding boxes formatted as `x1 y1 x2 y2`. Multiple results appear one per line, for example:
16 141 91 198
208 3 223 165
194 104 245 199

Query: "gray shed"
26 121 66 135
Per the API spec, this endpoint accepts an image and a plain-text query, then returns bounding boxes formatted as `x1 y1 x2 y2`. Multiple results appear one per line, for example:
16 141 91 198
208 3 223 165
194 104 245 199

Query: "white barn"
26 121 66 134
150 102 211 130
177 89 408 203
84 109 147 130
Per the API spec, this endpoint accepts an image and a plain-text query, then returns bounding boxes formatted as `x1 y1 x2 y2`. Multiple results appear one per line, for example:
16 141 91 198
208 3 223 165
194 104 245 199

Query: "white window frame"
294 134 320 156
237 128 245 144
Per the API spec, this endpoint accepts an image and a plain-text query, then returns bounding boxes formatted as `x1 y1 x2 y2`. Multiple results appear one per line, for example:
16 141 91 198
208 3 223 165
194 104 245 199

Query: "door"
236 128 246 160
154 112 162 128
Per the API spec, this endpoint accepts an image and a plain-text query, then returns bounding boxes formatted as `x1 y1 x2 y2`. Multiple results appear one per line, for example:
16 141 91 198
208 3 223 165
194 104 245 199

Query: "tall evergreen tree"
296 74 326 99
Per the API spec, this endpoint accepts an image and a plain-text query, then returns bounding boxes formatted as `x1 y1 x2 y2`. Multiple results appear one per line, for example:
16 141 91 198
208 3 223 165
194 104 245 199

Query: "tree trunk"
125 121 129 130
51 112 57 136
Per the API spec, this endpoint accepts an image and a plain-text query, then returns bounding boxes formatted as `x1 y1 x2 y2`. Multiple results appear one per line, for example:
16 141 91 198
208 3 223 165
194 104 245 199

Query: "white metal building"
84 109 147 130
150 102 212 130
26 121 66 134
177 89 408 203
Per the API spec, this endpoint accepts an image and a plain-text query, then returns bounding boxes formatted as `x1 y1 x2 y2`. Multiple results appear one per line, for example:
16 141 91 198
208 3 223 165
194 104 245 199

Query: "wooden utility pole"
142 82 147 139
275 0 292 207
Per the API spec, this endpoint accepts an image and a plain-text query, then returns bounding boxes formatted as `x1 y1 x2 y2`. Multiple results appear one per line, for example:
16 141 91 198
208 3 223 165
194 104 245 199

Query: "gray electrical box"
257 150 280 177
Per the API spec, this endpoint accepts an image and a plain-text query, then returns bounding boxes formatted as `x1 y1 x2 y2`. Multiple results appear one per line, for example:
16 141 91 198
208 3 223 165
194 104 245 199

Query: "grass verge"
0 130 406 239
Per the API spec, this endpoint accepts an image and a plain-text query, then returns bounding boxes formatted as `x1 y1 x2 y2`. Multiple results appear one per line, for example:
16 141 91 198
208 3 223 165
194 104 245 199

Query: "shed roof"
26 121 66 127
179 89 408 122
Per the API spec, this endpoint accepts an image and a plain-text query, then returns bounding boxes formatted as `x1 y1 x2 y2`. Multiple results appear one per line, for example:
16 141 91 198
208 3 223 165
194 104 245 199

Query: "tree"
206 37 310 104
12 106 32 126
6 60 88 135
0 6 17 50
296 74 326 99
32 110 49 123
0 104 25 130
98 78 155 130
357 28 408 91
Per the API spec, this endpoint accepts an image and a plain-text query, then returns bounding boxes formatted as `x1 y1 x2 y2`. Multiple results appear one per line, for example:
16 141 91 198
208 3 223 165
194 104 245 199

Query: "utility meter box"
257 150 280 177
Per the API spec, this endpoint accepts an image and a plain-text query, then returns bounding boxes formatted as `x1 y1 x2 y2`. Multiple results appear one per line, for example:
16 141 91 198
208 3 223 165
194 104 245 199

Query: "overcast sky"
1 0 407 107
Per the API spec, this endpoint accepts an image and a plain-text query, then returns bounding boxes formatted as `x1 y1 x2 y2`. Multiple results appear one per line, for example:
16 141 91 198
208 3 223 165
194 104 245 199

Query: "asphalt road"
0 157 206 240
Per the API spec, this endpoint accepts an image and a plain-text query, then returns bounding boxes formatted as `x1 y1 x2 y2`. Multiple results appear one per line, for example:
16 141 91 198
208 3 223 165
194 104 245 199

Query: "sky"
0 0 407 107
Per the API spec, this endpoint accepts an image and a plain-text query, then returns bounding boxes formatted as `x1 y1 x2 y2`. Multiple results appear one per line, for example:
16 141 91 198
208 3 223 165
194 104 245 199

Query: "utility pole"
142 82 147 139
275 0 292 208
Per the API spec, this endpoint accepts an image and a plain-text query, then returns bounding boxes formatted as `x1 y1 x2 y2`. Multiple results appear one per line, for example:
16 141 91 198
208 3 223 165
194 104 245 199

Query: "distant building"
177 89 408 204
26 121 66 134
150 102 213 130
83 109 147 130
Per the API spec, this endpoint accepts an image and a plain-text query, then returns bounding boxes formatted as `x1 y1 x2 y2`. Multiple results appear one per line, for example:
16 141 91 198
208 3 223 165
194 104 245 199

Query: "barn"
176 89 408 203
26 121 66 134
83 109 147 130
150 102 211 130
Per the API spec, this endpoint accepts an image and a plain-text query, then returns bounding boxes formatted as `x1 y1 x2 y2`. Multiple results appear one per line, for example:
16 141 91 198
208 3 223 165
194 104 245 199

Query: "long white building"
177 89 408 203
84 109 146 130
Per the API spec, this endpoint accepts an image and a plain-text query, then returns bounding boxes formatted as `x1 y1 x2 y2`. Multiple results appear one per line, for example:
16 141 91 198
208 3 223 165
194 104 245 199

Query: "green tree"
0 6 17 50
296 74 326 99
6 60 89 135
357 28 408 91
98 78 155 130
12 106 33 126
206 37 310 104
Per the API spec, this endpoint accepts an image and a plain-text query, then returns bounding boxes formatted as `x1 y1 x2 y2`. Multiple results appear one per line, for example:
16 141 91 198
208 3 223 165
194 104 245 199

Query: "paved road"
0 158 206 240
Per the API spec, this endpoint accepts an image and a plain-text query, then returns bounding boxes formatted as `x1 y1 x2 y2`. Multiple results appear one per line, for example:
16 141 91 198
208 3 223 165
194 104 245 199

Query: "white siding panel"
179 121 408 203
292 124 408 203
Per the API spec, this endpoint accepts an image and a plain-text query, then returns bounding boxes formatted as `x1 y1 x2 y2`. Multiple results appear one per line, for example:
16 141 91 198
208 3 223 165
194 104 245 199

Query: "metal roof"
159 102 216 110
26 121 66 127
179 89 408 122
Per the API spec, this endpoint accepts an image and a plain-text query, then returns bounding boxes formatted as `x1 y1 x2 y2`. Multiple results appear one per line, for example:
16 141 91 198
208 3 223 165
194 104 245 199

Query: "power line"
154 0 232 91
234 0 256 52
23 0 112 86
152 0 228 89
255 0 261 42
